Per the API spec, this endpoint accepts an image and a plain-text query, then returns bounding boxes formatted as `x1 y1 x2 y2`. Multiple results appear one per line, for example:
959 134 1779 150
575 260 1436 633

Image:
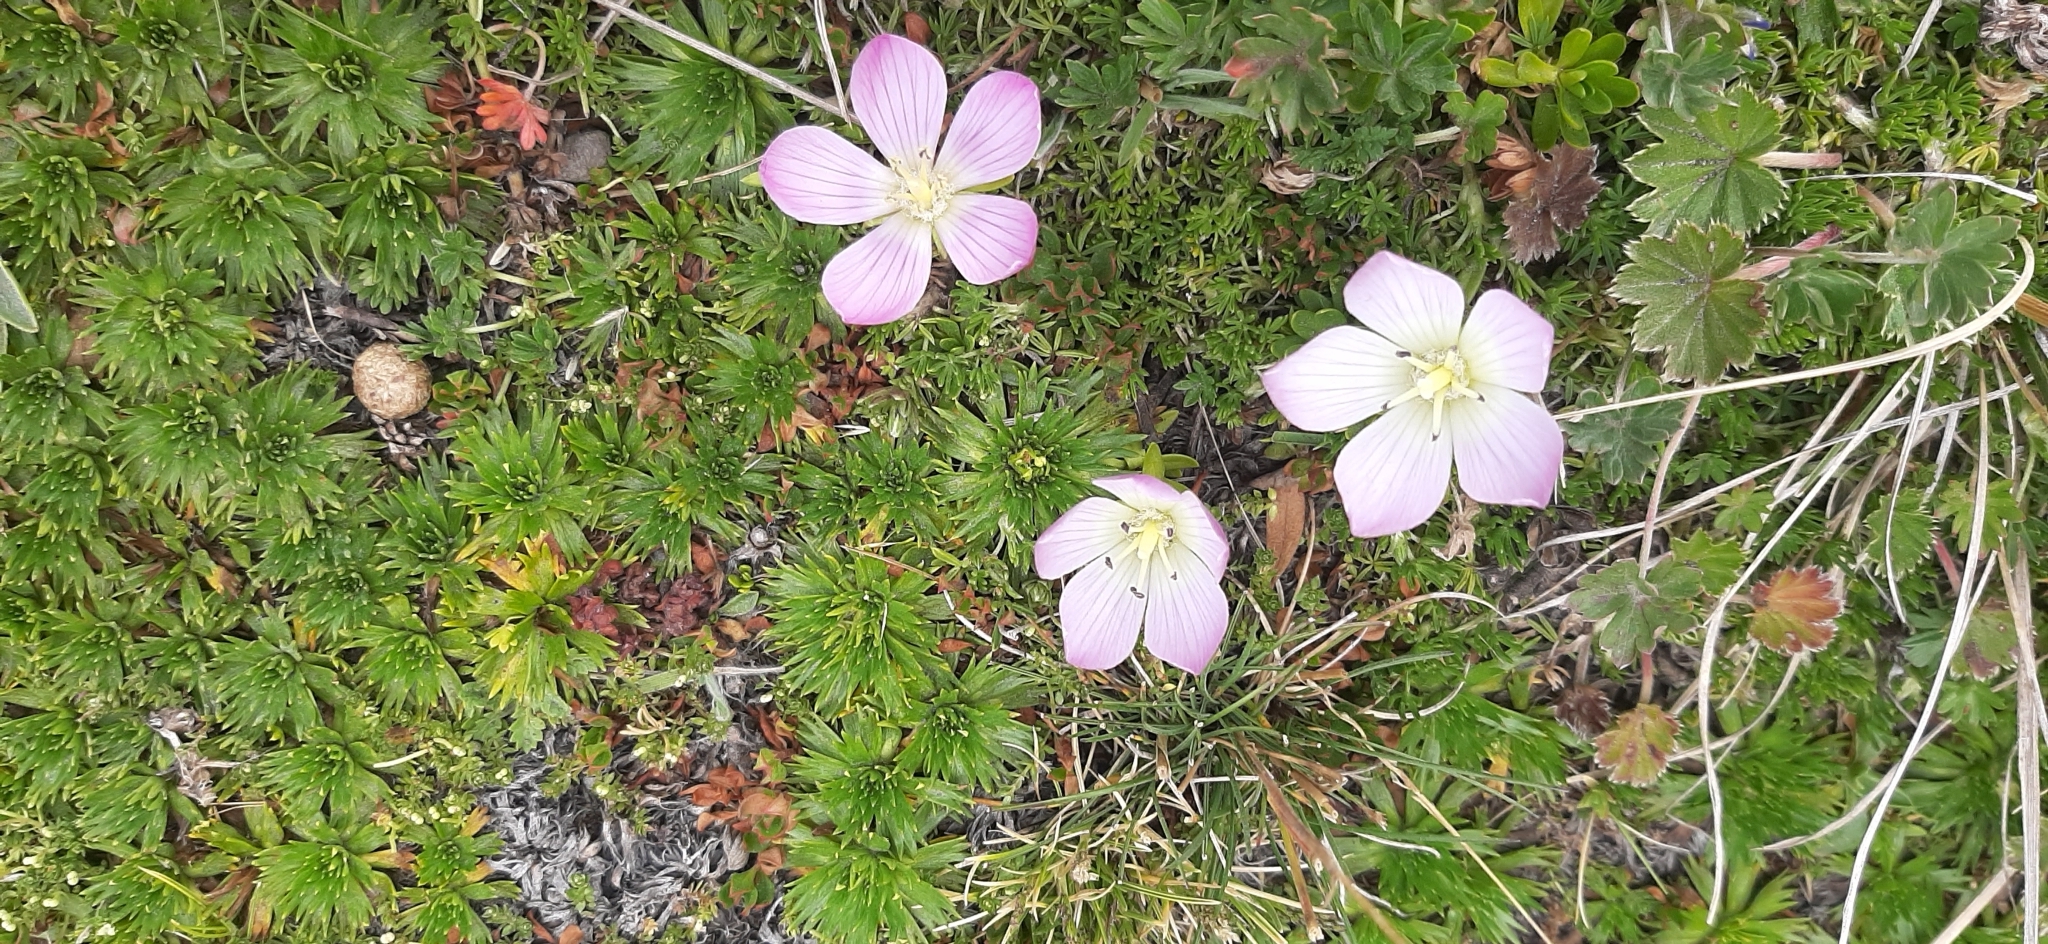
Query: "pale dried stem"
1835 368 1998 944
2004 541 2041 944
1640 395 1702 568
589 0 850 120
1557 237 2035 423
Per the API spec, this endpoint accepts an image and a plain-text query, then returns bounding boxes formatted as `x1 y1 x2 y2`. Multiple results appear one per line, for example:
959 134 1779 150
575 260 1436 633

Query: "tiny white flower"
381 932 397 943
97 923 116 937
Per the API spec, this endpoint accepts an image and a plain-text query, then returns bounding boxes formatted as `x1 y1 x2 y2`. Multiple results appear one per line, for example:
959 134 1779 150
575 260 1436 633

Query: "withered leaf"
1594 704 1679 787
1746 565 1843 655
1553 684 1613 740
1489 140 1604 264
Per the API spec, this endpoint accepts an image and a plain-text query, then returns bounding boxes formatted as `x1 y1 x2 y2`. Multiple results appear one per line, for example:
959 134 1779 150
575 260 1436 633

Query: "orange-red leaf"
1747 565 1843 655
476 77 548 150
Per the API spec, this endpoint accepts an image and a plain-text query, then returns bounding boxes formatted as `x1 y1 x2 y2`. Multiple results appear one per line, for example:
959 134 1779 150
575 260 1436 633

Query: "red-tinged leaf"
1746 565 1843 655
1595 704 1679 787
476 77 549 150
903 11 931 44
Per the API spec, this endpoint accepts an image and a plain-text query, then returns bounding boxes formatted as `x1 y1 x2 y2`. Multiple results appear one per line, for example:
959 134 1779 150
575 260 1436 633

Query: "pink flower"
1260 252 1565 538
1033 474 1231 673
758 35 1042 326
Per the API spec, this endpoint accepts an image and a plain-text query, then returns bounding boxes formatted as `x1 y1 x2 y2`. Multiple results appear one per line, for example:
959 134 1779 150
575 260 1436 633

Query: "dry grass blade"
1835 366 1999 944
1557 238 2036 422
1241 746 1410 944
2003 533 2040 943
589 0 850 120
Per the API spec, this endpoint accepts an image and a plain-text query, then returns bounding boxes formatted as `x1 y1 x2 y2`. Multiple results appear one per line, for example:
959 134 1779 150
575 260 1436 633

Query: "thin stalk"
590 0 849 120
1558 237 2035 422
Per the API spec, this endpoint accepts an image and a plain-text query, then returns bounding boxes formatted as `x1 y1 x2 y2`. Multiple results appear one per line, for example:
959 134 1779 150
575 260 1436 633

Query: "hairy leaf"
1612 222 1766 382
1572 558 1704 664
1747 566 1843 655
1877 186 2019 336
1625 89 1785 234
1596 704 1680 786
1561 375 1687 484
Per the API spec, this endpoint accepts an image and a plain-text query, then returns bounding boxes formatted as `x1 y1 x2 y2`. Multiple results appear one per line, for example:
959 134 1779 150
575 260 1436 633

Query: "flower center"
1104 506 1183 600
1122 508 1178 564
1386 347 1482 439
887 156 955 223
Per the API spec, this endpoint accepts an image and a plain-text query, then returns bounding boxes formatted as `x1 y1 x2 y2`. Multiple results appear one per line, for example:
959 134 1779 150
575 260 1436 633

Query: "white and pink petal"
1059 554 1147 671
1140 547 1230 673
936 71 1042 188
1095 473 1181 506
933 193 1037 284
1034 496 1131 580
1458 289 1554 393
1342 252 1466 354
1168 492 1230 579
1260 325 1413 433
820 214 932 326
849 34 947 163
1331 400 1453 538
758 126 897 225
1447 386 1563 508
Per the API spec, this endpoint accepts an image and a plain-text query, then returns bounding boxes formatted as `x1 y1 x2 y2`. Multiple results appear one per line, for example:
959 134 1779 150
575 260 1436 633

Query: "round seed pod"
351 343 431 419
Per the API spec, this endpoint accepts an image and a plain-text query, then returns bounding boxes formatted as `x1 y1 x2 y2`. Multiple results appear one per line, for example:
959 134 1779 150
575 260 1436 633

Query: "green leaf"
1595 704 1680 786
1340 1 1460 118
1624 89 1787 234
1561 375 1687 485
1225 6 1341 133
1571 558 1705 664
1934 477 2023 545
1711 482 1771 533
1054 56 1142 132
0 254 35 331
1876 187 2019 336
1769 254 1875 333
1443 89 1509 160
1635 33 1739 118
1866 493 1935 572
1959 599 2017 679
1671 531 1745 591
1612 223 1766 382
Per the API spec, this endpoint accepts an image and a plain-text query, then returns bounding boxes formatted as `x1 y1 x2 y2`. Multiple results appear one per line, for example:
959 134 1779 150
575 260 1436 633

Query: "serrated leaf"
1635 33 1739 118
1595 704 1680 786
1866 493 1934 572
1572 558 1705 664
1339 0 1460 118
1876 187 2019 337
1225 6 1341 133
1671 532 1745 591
1933 477 2023 545
1712 482 1771 533
1613 223 1766 382
1055 56 1143 132
1625 89 1786 234
0 255 35 331
1746 566 1843 655
1959 599 2016 679
1769 254 1875 333
1499 143 1603 263
1562 375 1686 484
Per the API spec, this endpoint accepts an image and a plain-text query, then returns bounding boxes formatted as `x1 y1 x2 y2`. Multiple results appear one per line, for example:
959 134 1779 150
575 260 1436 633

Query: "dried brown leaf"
1493 143 1603 263
1553 684 1613 740
1266 473 1305 575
